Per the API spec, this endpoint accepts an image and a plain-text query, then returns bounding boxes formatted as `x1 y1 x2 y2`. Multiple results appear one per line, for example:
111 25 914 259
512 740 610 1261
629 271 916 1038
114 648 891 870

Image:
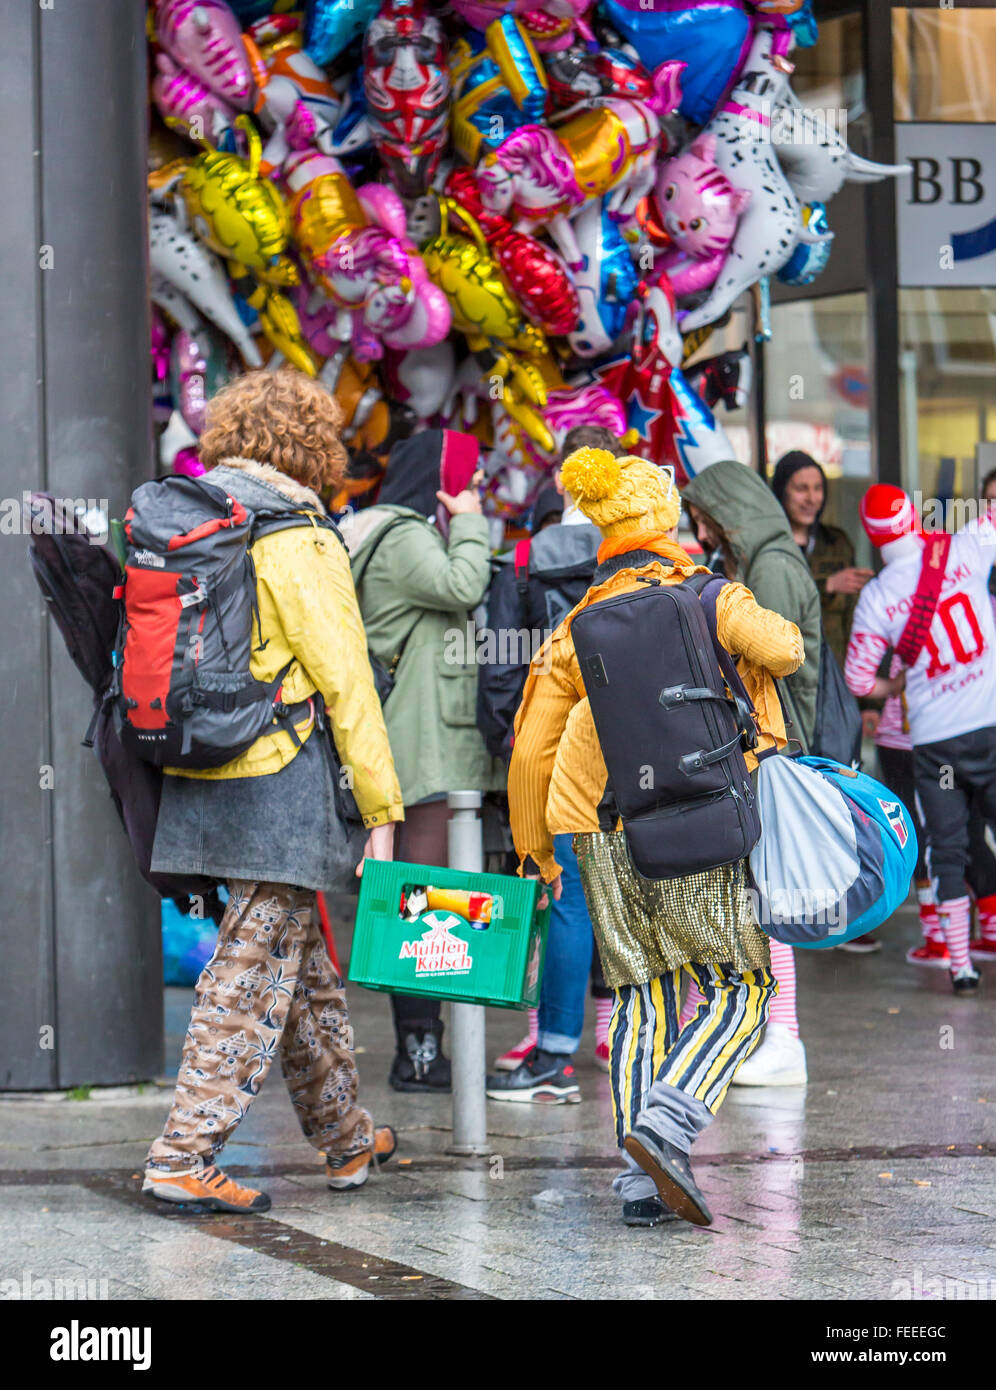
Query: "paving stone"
0 911 993 1298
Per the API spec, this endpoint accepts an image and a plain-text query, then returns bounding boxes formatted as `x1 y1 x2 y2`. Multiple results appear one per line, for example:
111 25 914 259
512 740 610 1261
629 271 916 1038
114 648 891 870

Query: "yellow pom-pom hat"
560 447 680 538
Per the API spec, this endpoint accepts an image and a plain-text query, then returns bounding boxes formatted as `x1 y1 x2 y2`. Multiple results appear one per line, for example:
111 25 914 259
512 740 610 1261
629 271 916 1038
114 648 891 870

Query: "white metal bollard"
446 790 489 1155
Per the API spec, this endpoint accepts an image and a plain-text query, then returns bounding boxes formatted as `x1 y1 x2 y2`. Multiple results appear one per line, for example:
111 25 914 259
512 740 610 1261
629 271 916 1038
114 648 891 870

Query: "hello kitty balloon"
654 135 751 300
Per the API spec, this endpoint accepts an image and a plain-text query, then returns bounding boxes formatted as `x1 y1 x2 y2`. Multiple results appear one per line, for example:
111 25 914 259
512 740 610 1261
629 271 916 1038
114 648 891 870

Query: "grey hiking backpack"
112 474 336 768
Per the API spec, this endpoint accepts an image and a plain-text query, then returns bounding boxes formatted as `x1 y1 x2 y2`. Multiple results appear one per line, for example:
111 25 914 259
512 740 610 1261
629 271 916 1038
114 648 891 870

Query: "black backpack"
570 571 761 880
25 491 211 900
512 535 596 633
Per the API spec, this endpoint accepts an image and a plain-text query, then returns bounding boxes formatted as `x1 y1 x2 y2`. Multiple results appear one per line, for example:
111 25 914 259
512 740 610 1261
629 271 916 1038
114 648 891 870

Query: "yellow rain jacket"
168 459 404 831
509 551 805 882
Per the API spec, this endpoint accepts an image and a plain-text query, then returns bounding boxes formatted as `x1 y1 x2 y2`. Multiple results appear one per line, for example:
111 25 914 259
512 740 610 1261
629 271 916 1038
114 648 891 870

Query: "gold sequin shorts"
574 830 770 988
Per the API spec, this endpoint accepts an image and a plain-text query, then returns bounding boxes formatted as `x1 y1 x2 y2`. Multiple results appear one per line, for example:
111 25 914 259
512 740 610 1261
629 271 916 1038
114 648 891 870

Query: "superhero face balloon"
363 0 450 198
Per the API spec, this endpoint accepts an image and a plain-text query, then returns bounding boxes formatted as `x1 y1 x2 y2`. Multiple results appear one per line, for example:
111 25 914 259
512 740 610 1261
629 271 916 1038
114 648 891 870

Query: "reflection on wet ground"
1 900 993 1300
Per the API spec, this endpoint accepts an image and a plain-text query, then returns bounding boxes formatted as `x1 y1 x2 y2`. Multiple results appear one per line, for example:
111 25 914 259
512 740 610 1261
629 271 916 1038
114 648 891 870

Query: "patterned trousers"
147 881 374 1173
608 962 774 1201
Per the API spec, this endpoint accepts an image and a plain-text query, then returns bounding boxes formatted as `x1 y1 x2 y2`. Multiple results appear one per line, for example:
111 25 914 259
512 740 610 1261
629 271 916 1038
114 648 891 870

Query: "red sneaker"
594 1042 610 1072
906 939 951 968
493 1034 537 1073
970 939 996 963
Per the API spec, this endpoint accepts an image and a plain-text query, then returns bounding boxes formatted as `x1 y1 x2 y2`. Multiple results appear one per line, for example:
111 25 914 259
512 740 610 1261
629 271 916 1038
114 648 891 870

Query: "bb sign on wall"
896 123 996 287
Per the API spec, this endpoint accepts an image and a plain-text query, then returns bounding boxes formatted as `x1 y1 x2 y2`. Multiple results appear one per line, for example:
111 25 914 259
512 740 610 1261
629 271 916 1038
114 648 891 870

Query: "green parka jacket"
342 504 504 807
682 460 823 752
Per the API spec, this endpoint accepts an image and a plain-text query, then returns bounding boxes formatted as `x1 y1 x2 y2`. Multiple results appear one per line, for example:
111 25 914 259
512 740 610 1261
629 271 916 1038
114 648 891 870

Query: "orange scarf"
596 529 702 571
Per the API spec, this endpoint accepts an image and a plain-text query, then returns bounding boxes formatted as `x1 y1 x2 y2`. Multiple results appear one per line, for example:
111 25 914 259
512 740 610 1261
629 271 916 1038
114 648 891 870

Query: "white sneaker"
732 1023 808 1087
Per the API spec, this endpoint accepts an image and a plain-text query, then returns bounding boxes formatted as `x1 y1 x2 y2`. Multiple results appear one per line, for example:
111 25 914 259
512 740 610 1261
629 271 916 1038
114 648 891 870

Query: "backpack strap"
351 515 418 588
251 508 345 546
895 532 952 667
685 572 759 750
351 516 434 685
176 657 312 748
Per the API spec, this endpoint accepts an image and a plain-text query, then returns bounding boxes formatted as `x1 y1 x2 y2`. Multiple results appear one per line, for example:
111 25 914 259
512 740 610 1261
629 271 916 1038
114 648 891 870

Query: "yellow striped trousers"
607 963 775 1149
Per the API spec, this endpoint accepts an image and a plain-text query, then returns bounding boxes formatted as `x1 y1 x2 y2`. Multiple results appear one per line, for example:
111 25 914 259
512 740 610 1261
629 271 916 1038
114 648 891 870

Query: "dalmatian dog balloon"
678 26 808 333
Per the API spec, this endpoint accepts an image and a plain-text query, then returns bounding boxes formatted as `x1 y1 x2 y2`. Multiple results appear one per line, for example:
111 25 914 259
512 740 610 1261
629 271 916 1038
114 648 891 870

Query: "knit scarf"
596 529 701 571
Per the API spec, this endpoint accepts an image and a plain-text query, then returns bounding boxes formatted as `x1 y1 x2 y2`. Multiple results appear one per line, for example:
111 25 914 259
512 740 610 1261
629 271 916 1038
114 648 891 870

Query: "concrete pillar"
0 1 161 1087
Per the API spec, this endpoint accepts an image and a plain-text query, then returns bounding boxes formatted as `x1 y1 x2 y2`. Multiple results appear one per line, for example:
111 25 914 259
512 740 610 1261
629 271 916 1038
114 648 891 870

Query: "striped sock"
679 978 705 1031
526 1008 539 1043
766 939 799 1037
938 897 972 972
977 893 996 944
916 882 943 942
594 995 614 1049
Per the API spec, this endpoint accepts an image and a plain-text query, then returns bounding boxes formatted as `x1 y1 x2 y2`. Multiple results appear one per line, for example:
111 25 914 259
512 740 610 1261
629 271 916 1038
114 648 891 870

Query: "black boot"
389 1027 452 1093
623 1126 713 1227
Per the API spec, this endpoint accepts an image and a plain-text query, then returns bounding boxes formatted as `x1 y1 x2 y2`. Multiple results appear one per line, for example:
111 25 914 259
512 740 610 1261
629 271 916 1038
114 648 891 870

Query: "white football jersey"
846 518 996 746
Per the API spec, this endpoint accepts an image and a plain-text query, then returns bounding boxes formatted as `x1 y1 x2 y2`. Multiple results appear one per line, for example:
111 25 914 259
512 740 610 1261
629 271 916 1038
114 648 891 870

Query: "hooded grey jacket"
682 460 822 751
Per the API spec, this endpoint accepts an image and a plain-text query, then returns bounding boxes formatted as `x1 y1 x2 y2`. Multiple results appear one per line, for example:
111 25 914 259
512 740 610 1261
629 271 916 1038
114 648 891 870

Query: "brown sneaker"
142 1163 271 1213
326 1125 398 1191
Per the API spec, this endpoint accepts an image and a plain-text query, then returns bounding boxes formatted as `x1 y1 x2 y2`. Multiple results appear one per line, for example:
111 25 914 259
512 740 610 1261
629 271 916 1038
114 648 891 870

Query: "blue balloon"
598 0 752 126
161 899 218 988
305 0 382 67
778 203 833 286
451 17 548 164
568 201 639 358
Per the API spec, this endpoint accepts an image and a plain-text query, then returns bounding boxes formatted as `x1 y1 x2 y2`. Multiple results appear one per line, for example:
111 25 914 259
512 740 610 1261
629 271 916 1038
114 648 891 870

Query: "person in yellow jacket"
508 447 806 1229
145 370 403 1215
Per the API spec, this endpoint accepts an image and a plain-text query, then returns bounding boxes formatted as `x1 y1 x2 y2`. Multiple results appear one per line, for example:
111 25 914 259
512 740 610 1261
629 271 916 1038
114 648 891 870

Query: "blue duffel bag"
748 754 919 948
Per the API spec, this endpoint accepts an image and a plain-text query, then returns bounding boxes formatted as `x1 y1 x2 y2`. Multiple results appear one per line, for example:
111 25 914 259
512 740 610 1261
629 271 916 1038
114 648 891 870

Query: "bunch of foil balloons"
147 0 906 516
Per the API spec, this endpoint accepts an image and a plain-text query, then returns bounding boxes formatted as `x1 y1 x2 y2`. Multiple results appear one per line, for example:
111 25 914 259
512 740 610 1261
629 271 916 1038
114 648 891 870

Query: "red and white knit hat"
859 484 921 547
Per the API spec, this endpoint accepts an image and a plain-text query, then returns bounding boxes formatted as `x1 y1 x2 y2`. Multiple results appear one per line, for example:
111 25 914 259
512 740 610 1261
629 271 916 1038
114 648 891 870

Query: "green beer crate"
348 858 549 1010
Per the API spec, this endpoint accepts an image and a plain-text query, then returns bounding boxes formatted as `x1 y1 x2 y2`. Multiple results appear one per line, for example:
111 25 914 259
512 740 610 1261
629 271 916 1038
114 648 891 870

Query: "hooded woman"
771 450 871 667
508 447 804 1228
681 458 823 1089
342 429 504 1091
682 458 822 754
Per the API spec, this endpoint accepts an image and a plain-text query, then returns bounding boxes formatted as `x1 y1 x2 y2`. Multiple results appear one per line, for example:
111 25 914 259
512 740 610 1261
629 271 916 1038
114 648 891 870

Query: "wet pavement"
1 895 994 1301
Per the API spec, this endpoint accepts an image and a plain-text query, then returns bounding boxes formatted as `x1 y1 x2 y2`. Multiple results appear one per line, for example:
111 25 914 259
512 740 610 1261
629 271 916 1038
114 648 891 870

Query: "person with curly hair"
144 370 403 1214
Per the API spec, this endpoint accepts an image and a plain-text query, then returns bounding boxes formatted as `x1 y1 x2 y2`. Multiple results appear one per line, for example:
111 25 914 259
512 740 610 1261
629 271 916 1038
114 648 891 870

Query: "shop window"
894 8 996 123
899 287 996 507
763 293 872 562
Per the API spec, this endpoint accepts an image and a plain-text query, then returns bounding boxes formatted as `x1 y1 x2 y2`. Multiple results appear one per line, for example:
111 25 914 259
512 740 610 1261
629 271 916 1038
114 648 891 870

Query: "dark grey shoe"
623 1126 713 1227
622 1195 678 1228
486 1048 580 1104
